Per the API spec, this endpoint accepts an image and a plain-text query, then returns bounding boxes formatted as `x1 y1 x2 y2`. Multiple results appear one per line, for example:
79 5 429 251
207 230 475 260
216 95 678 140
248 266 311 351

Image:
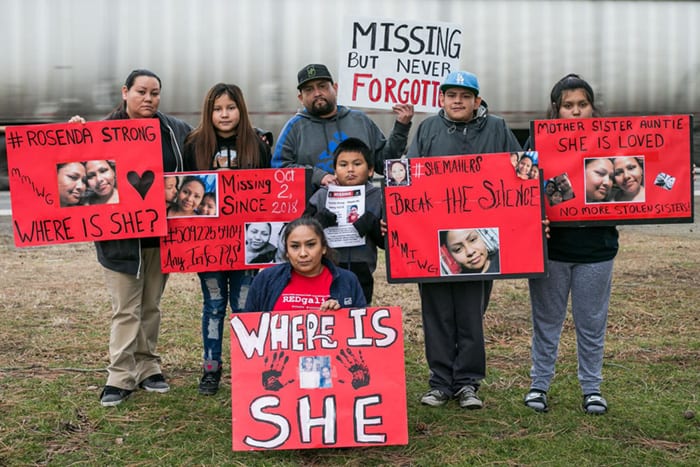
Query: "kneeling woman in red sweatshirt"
244 217 366 312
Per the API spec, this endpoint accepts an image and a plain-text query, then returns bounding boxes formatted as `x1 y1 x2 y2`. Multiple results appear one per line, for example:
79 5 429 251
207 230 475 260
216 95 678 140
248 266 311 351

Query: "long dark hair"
108 69 162 119
547 73 601 119
185 83 263 170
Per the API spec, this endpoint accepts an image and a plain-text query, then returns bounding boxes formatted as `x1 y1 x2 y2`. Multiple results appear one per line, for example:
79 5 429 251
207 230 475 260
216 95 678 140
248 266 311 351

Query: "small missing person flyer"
324 184 366 248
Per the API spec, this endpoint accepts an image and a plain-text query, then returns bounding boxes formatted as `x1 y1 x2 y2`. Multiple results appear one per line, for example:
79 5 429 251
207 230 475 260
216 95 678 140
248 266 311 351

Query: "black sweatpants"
418 280 493 396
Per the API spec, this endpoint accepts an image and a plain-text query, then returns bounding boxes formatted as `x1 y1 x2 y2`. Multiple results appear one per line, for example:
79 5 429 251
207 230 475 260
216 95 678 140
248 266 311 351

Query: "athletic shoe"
582 393 608 415
139 374 170 393
455 385 483 409
100 386 132 407
524 389 549 412
199 360 222 395
420 389 450 407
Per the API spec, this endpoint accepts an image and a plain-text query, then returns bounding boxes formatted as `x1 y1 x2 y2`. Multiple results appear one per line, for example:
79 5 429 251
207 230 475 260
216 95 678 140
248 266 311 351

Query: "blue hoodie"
273 106 410 189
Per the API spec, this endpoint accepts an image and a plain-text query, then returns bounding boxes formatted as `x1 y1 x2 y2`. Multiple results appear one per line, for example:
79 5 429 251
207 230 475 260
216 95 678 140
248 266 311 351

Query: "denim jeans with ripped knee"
198 270 255 364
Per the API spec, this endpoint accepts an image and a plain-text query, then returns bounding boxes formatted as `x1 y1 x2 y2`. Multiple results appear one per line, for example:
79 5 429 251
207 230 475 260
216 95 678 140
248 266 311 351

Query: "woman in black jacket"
73 69 192 407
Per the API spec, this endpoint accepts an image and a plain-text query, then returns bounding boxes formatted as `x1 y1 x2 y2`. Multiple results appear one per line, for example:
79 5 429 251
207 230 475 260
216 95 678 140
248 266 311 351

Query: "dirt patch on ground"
1 197 697 374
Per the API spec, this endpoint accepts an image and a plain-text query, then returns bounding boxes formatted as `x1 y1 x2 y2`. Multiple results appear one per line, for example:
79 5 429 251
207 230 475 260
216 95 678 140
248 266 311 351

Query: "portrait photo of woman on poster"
584 158 615 203
84 160 119 205
439 228 500 276
56 162 87 207
612 156 645 202
244 221 288 264
385 159 410 186
167 173 217 218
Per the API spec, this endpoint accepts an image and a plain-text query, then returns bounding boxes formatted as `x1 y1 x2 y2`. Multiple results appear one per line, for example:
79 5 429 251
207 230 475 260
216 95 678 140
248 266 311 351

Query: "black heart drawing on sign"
127 170 155 200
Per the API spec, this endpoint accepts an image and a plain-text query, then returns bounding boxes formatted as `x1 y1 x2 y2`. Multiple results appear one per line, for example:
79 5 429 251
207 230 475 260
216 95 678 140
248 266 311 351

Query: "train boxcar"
1 0 698 189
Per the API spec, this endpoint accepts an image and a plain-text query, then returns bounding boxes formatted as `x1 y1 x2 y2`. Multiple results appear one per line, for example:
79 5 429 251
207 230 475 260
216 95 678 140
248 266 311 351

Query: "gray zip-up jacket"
407 102 521 157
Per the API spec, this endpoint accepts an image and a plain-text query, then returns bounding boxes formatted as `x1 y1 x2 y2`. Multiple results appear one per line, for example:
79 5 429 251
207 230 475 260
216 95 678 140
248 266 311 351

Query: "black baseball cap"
297 64 334 90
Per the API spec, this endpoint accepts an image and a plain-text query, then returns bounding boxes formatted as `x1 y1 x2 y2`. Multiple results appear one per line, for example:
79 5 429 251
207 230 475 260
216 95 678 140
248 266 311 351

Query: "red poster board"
532 115 694 225
6 120 166 246
160 168 311 272
229 307 408 451
384 153 545 283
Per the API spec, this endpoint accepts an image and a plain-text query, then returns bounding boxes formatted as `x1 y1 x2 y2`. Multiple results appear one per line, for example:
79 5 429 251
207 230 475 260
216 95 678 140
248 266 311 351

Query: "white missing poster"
337 17 462 113
324 184 366 248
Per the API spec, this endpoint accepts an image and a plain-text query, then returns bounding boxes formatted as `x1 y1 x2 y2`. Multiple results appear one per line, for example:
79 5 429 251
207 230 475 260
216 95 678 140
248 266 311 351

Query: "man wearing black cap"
272 63 414 190
407 71 521 411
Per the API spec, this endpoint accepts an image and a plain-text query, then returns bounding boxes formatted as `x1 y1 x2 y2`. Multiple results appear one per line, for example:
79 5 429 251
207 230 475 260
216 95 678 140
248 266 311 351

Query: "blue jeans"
198 270 255 364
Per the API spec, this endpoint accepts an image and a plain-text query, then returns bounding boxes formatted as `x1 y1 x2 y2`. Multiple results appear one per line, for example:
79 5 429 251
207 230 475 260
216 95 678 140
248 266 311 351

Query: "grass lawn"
0 216 698 466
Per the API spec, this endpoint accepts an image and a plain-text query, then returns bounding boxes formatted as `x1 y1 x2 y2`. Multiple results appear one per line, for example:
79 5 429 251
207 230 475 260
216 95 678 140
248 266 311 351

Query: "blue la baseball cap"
440 71 480 95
